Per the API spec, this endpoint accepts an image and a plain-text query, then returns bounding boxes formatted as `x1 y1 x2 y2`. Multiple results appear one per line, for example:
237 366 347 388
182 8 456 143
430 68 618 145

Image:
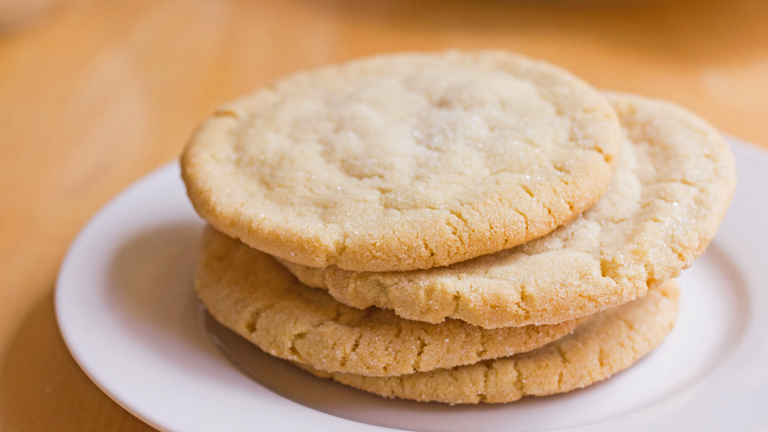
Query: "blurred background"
1 0 766 430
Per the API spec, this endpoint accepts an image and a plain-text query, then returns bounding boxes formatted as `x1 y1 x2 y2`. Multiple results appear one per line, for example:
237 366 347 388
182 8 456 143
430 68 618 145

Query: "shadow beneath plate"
0 290 156 431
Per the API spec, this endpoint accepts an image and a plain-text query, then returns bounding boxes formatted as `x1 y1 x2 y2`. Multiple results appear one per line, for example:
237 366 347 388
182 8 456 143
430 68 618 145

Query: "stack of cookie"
181 51 736 404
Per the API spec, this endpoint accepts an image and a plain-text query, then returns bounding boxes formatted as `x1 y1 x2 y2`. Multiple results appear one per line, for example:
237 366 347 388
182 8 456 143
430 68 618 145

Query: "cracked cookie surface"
195 227 580 377
298 281 679 404
282 92 736 328
181 50 621 272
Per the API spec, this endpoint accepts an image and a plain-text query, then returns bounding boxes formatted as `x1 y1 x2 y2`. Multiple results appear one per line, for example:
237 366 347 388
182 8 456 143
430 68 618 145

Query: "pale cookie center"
231 66 572 223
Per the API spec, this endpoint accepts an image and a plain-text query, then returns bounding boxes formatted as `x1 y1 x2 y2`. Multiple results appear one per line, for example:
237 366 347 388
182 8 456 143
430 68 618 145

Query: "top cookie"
182 50 621 272
281 92 737 328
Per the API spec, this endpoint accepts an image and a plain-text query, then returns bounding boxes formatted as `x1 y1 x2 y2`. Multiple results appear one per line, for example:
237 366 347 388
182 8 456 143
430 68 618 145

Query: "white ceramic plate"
56 137 768 432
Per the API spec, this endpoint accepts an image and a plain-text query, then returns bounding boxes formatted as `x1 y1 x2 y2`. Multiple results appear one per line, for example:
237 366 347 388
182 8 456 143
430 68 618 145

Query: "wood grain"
0 0 765 429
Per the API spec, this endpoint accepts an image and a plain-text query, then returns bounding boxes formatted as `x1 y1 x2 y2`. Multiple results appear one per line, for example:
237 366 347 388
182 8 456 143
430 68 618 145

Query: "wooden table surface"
1 0 766 430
